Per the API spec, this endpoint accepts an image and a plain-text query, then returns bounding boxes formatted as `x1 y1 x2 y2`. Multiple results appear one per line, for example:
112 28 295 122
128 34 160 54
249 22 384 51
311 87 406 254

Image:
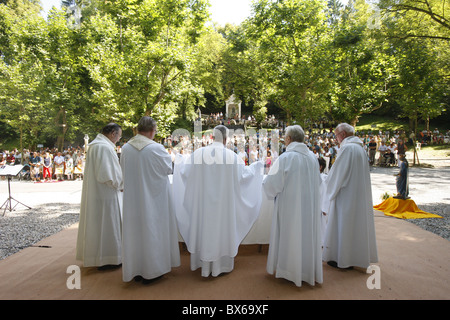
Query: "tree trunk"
19 124 23 164
286 110 292 126
56 107 67 151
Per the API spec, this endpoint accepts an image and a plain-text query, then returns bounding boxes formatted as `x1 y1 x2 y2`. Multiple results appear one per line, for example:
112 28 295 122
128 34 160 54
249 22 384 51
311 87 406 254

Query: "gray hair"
286 125 305 143
213 125 229 143
336 123 355 135
137 116 157 133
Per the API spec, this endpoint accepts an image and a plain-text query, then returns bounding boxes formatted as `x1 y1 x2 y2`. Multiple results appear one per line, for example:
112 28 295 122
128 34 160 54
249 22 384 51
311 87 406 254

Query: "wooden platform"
0 211 449 303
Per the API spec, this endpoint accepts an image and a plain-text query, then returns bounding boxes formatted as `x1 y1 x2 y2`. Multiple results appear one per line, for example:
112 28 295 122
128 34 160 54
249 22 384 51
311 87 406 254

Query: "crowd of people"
2 115 447 289
203 113 281 129
76 118 379 288
0 147 85 182
416 128 449 146
6 115 446 289
2 120 448 184
162 125 450 175
2 123 448 185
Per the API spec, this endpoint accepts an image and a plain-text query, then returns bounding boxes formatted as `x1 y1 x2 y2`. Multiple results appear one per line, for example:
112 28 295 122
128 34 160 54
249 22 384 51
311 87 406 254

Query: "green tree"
41 9 89 150
244 0 332 126
327 0 396 126
78 0 210 138
0 0 41 17
0 5 49 150
392 42 445 134
378 0 450 41
190 27 227 114
378 0 449 132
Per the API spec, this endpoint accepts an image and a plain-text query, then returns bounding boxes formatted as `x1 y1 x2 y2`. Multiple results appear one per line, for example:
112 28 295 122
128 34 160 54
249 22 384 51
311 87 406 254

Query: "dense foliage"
0 0 448 149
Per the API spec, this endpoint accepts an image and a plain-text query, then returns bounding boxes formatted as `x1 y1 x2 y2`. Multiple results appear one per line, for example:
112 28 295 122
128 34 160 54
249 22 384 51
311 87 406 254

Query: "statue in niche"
225 95 241 120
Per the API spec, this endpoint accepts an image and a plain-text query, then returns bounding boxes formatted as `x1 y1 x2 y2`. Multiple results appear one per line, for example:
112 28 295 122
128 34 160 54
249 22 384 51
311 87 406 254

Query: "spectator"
264 150 272 174
29 152 41 182
368 137 377 166
6 151 15 165
74 153 84 180
396 139 407 167
65 154 74 180
54 152 65 181
42 152 52 182
378 141 388 165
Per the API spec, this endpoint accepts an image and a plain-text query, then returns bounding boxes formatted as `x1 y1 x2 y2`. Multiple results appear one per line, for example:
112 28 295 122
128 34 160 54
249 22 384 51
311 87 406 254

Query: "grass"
356 114 448 134
417 145 450 158
356 115 409 132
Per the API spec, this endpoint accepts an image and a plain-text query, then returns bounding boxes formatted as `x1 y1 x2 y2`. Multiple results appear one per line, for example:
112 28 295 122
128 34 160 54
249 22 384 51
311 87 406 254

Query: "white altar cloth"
169 175 272 245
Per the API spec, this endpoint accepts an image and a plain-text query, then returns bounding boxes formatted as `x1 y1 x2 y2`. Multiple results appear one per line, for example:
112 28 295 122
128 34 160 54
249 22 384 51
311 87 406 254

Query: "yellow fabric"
374 197 443 219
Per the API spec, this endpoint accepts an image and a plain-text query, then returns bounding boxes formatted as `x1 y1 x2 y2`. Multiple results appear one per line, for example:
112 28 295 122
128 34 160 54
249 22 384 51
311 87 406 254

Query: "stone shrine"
225 94 241 119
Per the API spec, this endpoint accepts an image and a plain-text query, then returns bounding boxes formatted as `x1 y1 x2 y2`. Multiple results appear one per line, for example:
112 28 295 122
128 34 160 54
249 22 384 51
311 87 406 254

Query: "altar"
241 191 273 244
169 175 273 245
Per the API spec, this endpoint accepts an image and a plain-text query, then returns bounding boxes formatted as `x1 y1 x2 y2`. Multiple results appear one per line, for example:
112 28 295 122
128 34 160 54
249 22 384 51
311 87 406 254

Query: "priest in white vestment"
263 125 323 287
173 125 263 277
120 117 180 283
76 123 123 269
322 123 378 269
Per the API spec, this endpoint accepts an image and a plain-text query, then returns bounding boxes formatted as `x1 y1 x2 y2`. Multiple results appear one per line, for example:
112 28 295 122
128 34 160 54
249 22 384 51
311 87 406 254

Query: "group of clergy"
76 117 378 287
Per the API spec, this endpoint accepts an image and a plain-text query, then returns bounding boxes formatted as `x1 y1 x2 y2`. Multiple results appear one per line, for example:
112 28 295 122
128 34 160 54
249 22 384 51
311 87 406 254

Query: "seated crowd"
2 121 448 182
0 147 86 182
162 125 439 173
203 113 281 129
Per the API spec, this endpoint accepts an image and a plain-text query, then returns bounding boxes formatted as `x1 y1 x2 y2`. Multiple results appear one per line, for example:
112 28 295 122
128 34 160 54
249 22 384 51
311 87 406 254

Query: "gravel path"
0 203 80 259
408 203 449 240
0 156 449 260
0 180 82 260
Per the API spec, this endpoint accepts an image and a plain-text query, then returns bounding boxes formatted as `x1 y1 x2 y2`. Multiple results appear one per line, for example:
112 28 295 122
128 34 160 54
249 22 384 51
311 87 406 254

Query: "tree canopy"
0 0 448 149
